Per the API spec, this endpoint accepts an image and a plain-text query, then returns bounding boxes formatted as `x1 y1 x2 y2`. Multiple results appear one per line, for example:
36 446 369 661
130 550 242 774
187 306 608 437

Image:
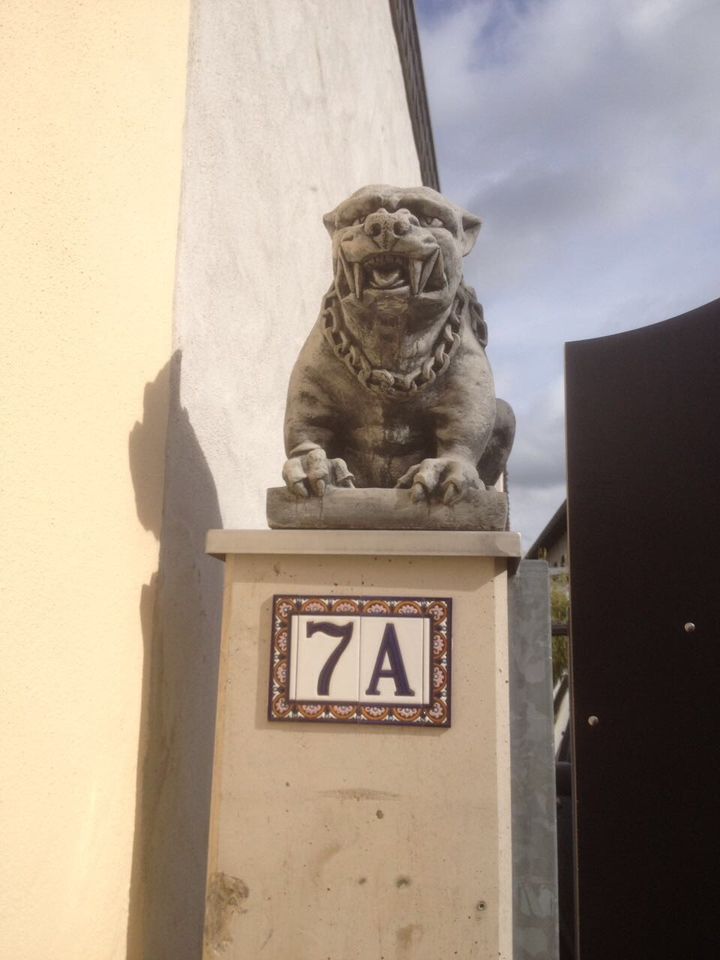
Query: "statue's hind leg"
477 399 516 486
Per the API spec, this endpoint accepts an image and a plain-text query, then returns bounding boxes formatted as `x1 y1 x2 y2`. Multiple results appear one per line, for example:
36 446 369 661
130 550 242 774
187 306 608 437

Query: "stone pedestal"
266 486 509 531
203 529 521 960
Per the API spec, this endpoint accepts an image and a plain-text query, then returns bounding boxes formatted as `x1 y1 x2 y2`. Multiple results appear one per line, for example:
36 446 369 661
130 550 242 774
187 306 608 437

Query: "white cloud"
509 375 565 486
511 483 566 552
418 0 720 545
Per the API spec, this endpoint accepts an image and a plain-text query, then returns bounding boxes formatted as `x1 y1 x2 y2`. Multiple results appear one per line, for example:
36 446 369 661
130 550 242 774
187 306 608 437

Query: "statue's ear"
460 211 482 255
322 208 338 236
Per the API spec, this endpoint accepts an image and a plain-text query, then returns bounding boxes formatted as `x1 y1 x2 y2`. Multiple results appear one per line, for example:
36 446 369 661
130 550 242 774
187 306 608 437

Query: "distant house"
526 500 568 573
526 499 570 717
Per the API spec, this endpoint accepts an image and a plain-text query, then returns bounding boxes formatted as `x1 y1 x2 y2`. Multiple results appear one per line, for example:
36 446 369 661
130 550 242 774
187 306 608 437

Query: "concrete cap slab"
206 528 522 560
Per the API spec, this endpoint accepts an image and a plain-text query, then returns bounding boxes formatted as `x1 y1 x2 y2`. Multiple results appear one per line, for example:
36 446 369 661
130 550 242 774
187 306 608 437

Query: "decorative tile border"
268 595 451 727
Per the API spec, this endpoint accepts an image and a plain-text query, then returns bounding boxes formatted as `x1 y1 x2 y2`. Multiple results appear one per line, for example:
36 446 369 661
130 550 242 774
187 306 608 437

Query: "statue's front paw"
396 458 483 506
282 445 354 497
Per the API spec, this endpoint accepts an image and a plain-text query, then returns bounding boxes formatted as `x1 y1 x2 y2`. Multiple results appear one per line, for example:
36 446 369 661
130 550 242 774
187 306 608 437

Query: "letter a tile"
358 616 429 706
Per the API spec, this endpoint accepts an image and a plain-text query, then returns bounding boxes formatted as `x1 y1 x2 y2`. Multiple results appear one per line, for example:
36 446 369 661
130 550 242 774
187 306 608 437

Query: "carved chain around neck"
322 291 464 400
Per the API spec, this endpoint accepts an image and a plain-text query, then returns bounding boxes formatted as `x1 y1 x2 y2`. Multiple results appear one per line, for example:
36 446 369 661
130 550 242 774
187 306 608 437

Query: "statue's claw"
291 479 309 498
333 460 355 488
442 481 460 506
410 481 426 504
282 445 354 497
396 458 483 504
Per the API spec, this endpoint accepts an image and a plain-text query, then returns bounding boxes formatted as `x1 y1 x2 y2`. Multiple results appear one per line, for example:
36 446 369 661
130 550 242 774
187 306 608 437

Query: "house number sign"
268 595 452 727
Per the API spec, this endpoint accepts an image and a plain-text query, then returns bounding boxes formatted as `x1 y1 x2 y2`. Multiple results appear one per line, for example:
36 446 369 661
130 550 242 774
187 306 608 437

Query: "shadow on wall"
126 350 223 960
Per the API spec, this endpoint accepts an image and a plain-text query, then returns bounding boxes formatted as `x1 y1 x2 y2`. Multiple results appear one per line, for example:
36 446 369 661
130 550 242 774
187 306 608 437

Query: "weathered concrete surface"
267 485 508 530
508 559 559 960
204 547 514 959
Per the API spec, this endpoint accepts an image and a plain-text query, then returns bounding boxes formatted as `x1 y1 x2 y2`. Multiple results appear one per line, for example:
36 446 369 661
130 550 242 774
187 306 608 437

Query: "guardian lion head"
322 185 484 368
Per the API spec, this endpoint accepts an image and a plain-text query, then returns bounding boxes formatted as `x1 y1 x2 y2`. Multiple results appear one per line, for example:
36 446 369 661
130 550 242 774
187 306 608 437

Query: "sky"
415 0 720 547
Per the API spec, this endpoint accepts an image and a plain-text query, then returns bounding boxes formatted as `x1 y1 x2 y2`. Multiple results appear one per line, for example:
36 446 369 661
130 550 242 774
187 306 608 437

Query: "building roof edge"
525 500 568 559
389 0 441 191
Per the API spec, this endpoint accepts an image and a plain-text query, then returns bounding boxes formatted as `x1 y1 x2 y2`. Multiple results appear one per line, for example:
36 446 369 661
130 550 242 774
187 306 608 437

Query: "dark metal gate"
565 298 720 959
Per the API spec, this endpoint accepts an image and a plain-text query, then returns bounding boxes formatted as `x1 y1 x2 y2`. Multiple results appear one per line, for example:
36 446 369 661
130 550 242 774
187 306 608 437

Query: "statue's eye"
351 217 364 226
419 216 444 228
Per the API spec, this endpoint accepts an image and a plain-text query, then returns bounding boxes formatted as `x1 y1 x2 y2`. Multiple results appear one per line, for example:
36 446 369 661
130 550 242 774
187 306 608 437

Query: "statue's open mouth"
336 249 446 299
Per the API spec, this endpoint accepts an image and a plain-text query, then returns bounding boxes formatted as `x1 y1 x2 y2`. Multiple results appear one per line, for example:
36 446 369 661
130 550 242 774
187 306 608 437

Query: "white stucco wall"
141 3 424 958
176 0 422 527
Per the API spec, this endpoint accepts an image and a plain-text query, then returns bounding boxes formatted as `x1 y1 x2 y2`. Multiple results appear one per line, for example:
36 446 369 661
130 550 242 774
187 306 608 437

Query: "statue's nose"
363 208 411 249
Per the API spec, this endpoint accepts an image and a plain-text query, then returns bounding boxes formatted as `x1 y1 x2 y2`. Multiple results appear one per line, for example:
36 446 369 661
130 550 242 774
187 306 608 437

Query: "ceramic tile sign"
268 595 451 727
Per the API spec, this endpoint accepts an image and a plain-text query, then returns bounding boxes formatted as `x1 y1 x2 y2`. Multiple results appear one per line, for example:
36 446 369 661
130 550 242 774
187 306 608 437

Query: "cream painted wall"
0 3 190 959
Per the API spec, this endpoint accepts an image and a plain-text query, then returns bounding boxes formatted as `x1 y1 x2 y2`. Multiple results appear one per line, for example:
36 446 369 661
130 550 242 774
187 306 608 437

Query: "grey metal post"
509 559 559 959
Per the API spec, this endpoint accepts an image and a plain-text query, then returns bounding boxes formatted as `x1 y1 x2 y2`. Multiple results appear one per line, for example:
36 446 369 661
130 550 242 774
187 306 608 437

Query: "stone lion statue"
281 185 514 506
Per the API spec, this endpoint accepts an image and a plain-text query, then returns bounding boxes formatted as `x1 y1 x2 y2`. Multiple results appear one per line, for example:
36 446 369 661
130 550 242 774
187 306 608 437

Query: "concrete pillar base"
203 530 521 960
